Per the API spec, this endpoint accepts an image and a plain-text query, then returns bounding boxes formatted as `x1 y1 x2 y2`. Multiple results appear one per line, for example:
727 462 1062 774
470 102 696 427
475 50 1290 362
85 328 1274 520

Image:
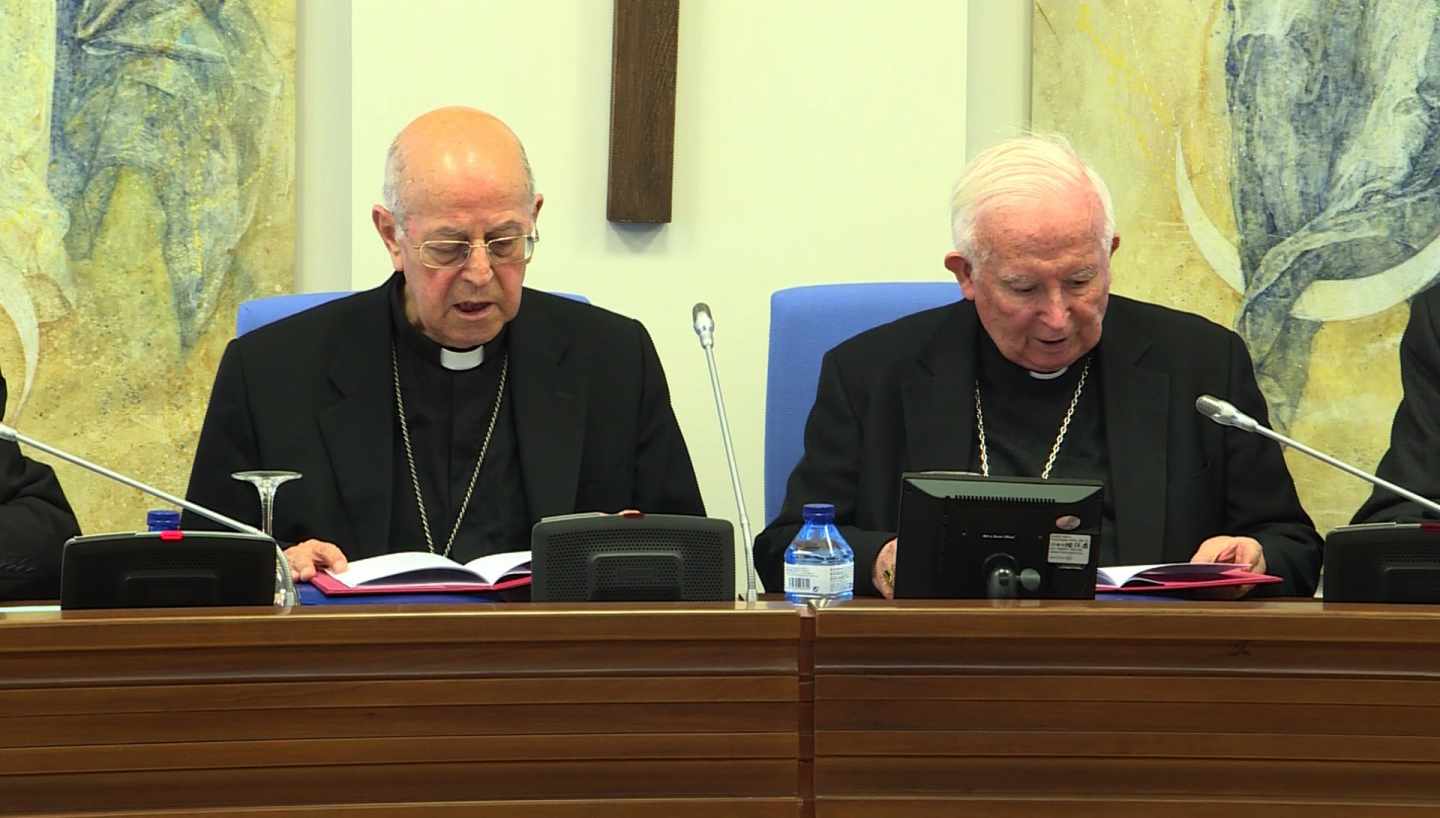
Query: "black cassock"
0 372 82 600
385 279 531 561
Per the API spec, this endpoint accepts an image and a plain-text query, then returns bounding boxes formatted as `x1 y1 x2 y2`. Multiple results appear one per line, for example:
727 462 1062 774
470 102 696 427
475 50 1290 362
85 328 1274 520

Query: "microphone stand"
0 423 298 605
1194 396 1440 516
692 304 759 605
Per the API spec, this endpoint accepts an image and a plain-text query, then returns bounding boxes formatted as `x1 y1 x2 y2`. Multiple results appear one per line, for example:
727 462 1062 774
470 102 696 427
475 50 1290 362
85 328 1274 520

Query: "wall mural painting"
0 0 294 534
1033 0 1440 533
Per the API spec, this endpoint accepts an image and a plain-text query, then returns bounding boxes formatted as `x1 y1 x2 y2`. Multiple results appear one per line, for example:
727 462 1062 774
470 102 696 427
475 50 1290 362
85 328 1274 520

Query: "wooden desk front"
810 599 1440 817
0 602 806 817
5 599 1440 817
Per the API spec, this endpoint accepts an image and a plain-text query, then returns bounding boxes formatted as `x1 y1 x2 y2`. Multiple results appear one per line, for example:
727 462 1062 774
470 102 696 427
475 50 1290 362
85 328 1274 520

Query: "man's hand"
873 538 898 599
284 539 349 582
1190 535 1266 599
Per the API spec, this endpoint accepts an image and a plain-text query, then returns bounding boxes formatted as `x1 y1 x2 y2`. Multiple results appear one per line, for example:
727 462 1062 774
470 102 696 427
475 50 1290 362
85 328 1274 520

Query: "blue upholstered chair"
236 292 349 336
236 290 590 336
763 282 964 523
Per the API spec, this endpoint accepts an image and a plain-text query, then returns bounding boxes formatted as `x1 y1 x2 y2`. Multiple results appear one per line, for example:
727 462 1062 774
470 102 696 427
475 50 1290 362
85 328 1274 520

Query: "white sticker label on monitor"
1048 533 1091 566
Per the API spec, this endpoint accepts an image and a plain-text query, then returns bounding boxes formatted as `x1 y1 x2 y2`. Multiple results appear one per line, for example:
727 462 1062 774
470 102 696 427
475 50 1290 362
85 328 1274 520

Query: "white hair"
949 133 1116 270
381 134 536 234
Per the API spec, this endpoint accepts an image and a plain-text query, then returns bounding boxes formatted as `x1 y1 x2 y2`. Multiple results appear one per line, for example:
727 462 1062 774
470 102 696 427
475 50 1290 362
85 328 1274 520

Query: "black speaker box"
530 513 734 602
60 531 278 609
1324 522 1440 603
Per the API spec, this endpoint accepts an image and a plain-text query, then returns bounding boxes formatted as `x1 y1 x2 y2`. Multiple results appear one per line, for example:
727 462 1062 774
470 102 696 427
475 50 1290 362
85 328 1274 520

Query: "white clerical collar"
1028 365 1069 380
440 345 485 371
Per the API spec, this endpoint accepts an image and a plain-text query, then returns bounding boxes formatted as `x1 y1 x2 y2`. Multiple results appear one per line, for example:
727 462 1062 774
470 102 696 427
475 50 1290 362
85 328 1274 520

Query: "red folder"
308 573 533 596
1095 563 1282 594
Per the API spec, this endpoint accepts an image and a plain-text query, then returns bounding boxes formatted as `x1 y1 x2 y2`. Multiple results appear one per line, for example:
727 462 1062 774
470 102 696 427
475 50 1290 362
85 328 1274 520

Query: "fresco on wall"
0 0 294 534
1033 0 1440 533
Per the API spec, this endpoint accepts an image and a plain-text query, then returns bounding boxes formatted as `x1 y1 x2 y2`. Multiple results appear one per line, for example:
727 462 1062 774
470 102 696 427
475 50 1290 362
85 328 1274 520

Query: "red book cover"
1096 563 1283 593
308 572 532 596
309 550 532 596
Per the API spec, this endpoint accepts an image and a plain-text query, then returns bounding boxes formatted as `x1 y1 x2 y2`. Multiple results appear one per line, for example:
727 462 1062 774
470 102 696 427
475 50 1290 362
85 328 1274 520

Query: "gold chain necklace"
391 344 508 558
974 357 1090 480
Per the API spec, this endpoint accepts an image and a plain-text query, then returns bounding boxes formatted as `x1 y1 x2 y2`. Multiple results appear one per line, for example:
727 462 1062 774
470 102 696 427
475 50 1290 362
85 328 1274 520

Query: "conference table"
2 598 1438 816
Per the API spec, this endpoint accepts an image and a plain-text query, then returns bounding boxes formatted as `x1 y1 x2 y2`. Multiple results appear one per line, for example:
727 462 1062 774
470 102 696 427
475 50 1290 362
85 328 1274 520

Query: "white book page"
1097 562 1247 587
464 550 532 585
325 551 472 588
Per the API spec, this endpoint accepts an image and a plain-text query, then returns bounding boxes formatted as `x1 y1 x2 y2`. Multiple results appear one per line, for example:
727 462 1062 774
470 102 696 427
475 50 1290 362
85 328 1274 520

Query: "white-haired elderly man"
185 107 704 581
754 134 1321 599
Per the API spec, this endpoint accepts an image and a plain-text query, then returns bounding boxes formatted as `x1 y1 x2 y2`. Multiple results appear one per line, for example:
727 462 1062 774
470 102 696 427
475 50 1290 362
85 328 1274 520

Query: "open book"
309 550 533 596
1096 562 1282 593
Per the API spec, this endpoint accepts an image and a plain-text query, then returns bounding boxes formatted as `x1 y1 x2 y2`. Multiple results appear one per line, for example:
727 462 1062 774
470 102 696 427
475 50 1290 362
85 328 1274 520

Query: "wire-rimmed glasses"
412 229 539 270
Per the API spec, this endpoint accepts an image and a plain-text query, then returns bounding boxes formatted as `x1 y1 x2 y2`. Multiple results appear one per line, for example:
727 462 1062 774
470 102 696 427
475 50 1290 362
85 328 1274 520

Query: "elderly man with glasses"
184 107 704 580
755 134 1322 600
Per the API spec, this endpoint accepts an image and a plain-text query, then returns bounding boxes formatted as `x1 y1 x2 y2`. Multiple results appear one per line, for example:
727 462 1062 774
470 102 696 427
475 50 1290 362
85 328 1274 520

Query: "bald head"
382 107 535 232
372 107 543 350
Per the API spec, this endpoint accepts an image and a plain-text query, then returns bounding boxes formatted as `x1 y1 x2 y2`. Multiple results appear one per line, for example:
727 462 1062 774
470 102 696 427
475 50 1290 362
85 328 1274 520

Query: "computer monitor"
893 471 1103 599
1324 522 1440 603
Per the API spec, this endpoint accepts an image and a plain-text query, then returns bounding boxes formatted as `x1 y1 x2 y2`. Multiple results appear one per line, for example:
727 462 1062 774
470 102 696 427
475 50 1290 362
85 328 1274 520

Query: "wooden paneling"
811 599 1440 814
11 598 1440 816
33 802 799 818
5 760 796 813
0 602 804 817
606 0 680 223
816 799 1440 818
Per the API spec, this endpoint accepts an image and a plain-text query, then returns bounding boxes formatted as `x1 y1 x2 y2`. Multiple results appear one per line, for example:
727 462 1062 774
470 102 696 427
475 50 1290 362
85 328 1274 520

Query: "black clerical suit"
183 277 705 557
0 372 82 599
1354 285 1440 523
383 282 532 561
754 295 1322 597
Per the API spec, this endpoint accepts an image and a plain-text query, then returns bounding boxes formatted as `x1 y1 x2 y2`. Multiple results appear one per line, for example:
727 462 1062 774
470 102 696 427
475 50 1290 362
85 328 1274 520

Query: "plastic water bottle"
783 503 855 605
146 509 181 532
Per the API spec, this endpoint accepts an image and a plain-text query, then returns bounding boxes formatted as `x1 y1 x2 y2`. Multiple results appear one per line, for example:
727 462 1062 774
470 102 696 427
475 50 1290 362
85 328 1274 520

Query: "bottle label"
784 562 854 597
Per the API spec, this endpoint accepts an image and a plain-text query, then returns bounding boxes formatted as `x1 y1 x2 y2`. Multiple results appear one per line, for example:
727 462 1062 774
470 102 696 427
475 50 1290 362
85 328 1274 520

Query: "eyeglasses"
411 230 539 270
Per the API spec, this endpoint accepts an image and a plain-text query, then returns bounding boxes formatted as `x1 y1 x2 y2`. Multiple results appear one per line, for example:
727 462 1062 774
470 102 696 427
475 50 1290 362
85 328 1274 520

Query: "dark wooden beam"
607 0 679 224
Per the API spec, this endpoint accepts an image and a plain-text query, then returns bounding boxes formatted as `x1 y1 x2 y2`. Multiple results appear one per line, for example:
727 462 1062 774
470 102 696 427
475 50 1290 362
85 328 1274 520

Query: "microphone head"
1195 394 1258 432
692 302 715 347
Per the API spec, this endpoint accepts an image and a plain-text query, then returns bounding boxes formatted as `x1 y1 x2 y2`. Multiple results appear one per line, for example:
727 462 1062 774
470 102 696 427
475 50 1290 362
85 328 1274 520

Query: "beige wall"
296 0 352 294
967 1 1030 158
299 1 1033 590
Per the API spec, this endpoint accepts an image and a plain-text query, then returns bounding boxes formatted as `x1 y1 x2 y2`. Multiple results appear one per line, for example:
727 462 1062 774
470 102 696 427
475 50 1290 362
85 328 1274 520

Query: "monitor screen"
893 471 1103 599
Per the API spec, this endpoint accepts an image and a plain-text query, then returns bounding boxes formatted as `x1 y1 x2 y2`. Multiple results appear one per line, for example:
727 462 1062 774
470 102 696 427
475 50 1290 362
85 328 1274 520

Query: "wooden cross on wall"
607 0 679 223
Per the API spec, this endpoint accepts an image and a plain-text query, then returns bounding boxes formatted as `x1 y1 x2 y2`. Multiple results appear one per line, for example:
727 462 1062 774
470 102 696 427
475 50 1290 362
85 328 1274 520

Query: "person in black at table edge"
0 370 82 599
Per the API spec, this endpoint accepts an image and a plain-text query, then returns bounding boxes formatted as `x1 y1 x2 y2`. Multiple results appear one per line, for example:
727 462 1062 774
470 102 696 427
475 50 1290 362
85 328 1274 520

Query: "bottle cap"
146 509 182 532
801 503 836 522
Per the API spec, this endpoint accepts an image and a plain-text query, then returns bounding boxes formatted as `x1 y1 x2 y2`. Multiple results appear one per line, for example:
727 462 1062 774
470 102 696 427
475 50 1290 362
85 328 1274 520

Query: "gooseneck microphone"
0 423 268 536
1194 395 1440 516
1194 395 1259 433
692 303 758 605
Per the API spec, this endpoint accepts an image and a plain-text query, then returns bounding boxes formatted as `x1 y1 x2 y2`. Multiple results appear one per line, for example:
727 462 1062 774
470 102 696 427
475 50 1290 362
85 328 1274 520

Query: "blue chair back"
763 282 963 523
236 290 590 336
236 292 349 336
